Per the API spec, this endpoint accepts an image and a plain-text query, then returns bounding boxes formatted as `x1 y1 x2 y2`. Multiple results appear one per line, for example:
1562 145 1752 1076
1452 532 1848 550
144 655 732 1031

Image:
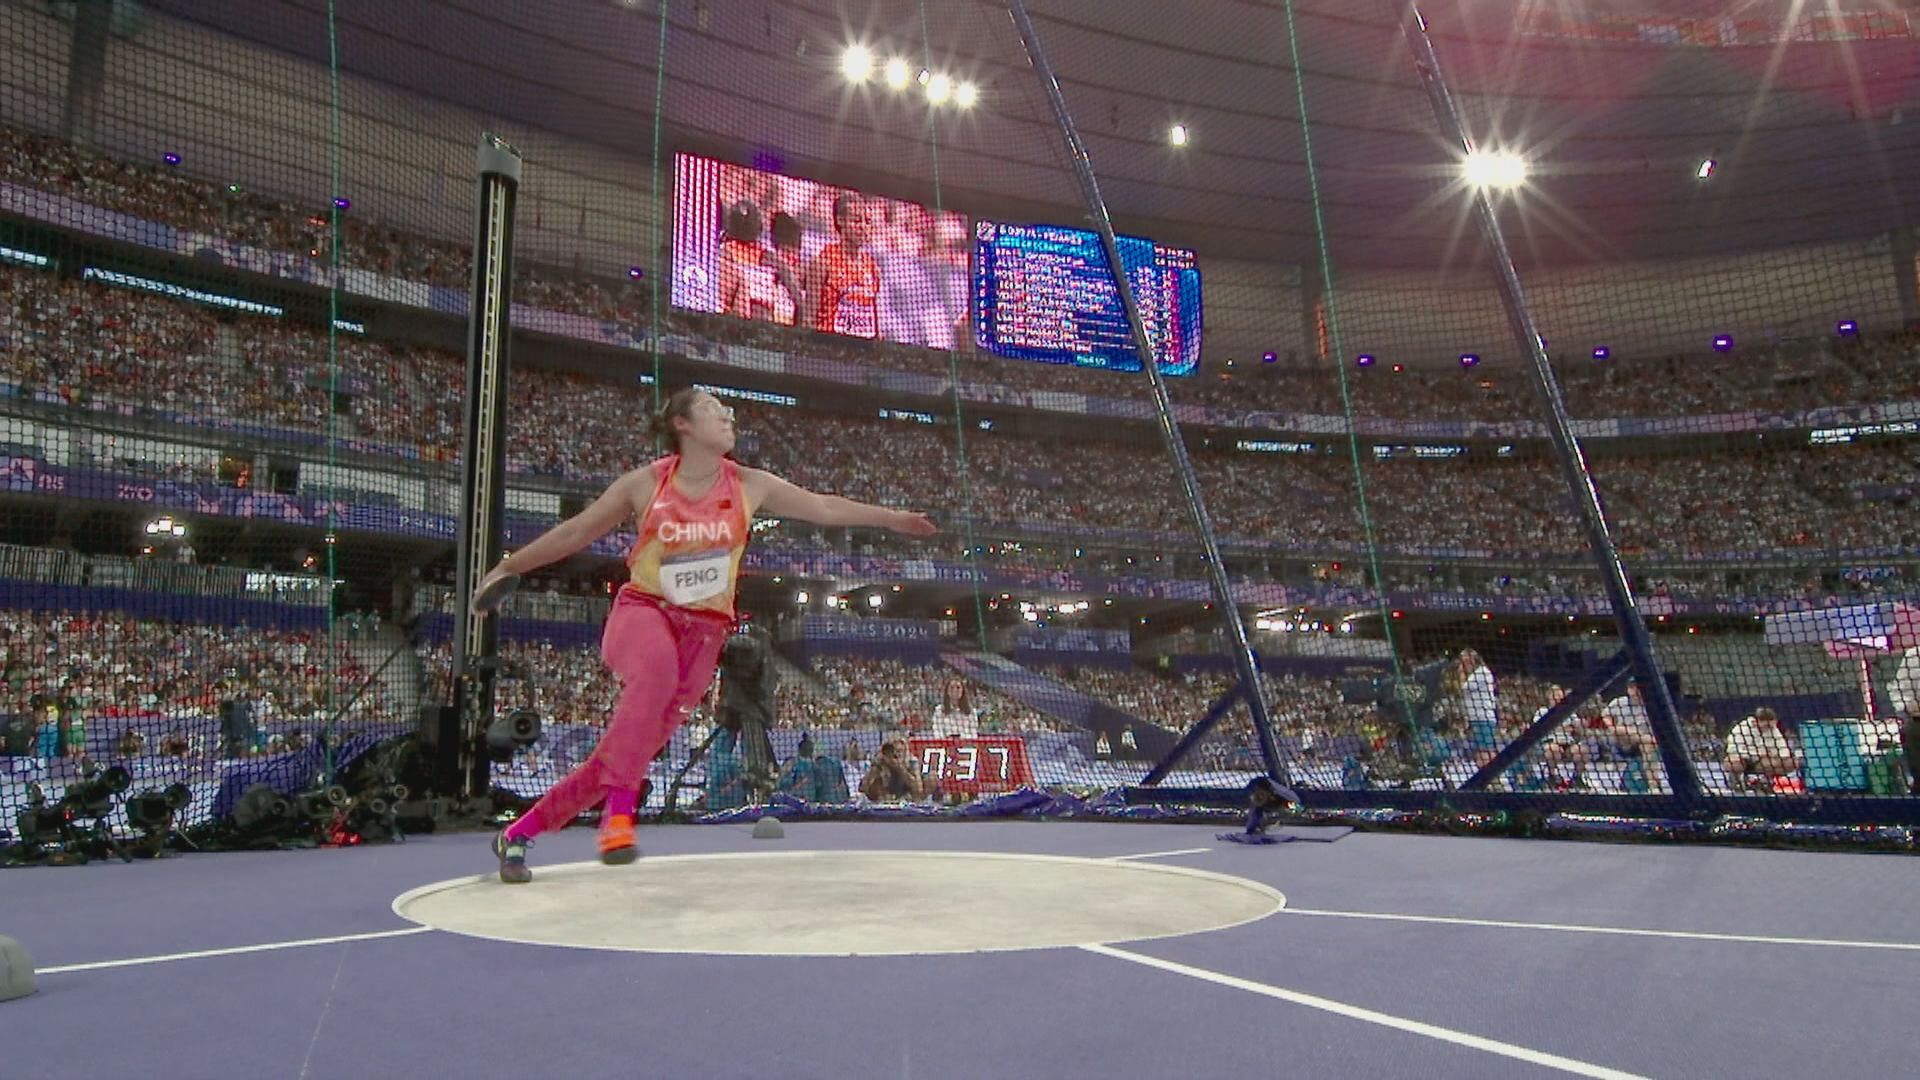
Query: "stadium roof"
144 0 1920 268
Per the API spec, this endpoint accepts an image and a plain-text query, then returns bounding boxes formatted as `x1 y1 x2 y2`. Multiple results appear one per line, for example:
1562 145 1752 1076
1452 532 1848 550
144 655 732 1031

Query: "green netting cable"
1280 0 1407 690
918 0 991 653
647 2 670 425
323 0 345 780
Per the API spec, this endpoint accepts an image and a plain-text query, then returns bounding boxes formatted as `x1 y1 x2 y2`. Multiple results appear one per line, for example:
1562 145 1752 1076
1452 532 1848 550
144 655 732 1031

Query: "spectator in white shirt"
928 680 980 739
1458 649 1499 765
1725 707 1799 790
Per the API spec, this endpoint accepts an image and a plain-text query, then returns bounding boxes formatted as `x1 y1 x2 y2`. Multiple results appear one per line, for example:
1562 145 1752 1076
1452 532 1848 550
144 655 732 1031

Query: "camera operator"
716 625 779 800
860 739 927 802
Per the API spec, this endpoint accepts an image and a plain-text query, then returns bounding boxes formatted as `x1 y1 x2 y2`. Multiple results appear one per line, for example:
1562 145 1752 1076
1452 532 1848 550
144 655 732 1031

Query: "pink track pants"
513 587 730 836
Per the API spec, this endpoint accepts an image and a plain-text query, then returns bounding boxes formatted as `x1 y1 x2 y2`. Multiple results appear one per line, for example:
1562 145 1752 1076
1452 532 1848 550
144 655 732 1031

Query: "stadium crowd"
420 638 622 732
8 116 1920 431
0 600 1891 804
2 120 1916 797
0 124 650 325
7 258 1919 567
793 656 1066 735
0 608 397 761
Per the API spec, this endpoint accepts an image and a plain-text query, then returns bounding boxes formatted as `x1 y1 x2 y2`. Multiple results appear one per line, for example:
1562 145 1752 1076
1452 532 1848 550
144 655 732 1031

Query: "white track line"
1280 908 1920 952
1106 847 1213 862
37 927 434 975
1081 943 1650 1080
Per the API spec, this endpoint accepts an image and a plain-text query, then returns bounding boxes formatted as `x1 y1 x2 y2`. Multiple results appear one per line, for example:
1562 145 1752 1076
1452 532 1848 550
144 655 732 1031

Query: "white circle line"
1279 907 1920 951
1081 943 1651 1080
36 927 434 976
390 849 1288 958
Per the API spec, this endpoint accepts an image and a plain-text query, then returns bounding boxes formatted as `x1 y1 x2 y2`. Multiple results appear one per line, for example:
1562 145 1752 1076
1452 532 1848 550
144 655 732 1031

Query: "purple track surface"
5 821 1918 1079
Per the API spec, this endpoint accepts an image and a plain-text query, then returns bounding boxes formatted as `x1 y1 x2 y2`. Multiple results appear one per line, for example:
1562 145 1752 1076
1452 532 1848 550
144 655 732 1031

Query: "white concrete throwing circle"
393 850 1285 957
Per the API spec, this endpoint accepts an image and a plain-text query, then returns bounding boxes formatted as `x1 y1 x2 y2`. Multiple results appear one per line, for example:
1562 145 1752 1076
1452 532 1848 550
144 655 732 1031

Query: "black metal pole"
450 133 521 799
1005 0 1295 797
60 0 113 148
1396 4 1701 807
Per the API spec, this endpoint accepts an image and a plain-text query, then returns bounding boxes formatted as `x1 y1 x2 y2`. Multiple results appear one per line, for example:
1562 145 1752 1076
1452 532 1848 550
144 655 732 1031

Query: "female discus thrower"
472 388 936 882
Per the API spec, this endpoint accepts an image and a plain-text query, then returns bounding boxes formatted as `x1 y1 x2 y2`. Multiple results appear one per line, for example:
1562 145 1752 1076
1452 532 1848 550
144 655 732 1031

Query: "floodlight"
1463 150 1527 189
840 44 874 83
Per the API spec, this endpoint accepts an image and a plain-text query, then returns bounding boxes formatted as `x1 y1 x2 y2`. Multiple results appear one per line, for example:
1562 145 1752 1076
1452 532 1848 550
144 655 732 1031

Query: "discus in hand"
472 572 521 615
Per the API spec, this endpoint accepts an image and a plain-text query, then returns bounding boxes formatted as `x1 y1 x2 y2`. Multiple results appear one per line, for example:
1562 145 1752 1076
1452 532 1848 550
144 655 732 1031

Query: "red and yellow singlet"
625 455 754 618
809 242 879 338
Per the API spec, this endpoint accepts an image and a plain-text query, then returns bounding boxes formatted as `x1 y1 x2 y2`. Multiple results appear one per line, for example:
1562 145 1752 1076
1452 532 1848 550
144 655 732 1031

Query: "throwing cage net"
2 0 1916 859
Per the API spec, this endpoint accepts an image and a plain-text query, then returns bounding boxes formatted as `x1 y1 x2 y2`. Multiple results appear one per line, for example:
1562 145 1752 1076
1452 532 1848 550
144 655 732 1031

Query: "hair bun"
651 387 707 453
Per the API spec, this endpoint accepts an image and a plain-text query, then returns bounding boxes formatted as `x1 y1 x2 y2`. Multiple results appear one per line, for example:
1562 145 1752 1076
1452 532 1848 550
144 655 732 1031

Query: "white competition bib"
833 295 877 338
659 549 731 607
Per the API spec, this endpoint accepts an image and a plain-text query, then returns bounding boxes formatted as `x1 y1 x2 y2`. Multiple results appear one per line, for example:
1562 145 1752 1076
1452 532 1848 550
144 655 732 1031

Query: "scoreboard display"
908 736 1036 797
972 220 1202 376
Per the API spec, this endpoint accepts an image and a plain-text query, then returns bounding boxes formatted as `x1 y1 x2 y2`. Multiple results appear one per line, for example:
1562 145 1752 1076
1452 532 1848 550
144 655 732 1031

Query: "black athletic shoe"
494 830 532 884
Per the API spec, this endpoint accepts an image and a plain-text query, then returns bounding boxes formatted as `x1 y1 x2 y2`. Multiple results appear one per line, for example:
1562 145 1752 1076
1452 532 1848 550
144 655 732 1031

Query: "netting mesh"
3 0 1917 858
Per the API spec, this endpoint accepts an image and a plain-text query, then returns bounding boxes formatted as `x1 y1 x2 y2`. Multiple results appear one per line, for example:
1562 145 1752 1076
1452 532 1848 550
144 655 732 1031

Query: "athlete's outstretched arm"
744 468 936 535
473 466 650 602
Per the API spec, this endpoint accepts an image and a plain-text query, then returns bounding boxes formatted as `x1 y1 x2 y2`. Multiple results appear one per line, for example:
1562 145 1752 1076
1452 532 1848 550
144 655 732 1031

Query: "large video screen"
671 153 971 350
973 220 1202 376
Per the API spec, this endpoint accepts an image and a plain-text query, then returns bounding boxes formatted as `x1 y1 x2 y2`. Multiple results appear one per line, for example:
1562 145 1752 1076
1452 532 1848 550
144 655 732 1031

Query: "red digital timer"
907 736 1036 796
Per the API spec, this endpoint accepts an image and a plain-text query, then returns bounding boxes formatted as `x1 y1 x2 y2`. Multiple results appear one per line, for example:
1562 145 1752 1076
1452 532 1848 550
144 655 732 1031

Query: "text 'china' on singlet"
626 455 753 617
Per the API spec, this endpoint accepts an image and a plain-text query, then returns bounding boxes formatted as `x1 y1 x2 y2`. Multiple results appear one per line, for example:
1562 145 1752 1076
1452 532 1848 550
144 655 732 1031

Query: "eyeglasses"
696 402 736 422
